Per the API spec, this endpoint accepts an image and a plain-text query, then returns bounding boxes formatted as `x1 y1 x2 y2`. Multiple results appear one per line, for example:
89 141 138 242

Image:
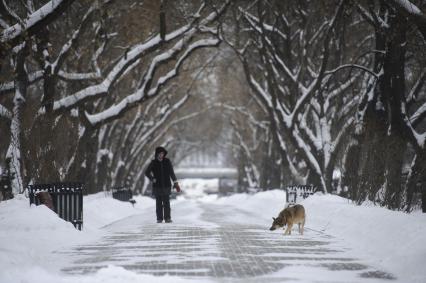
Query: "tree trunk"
354 10 387 204
66 126 98 194
96 152 110 192
405 151 426 212
342 142 361 199
356 100 388 204
6 47 28 195
381 13 407 210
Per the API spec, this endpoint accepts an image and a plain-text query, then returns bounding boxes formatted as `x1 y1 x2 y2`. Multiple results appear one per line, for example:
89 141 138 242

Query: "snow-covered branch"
0 70 43 95
407 70 426 108
410 102 426 129
85 37 220 127
0 104 12 120
46 26 190 114
213 102 269 131
46 1 229 115
52 4 100 74
391 0 423 16
0 0 76 50
324 64 378 79
57 71 102 81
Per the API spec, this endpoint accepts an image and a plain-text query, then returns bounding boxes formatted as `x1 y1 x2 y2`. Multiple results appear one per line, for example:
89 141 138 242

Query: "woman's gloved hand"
174 182 181 193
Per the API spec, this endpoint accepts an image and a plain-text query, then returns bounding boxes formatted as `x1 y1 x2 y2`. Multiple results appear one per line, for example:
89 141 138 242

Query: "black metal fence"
28 183 83 230
112 187 135 205
286 185 316 205
0 171 13 201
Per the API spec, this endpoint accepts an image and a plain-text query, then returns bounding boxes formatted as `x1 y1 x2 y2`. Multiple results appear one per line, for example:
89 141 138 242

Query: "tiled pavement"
61 203 395 282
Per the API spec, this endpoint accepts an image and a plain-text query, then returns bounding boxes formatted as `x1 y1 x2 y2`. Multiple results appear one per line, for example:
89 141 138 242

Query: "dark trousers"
156 195 171 221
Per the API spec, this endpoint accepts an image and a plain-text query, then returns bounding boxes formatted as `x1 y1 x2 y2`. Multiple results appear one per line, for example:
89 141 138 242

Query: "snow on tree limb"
292 126 328 191
147 38 220 96
288 0 347 124
391 0 423 16
410 102 426 127
0 0 76 50
0 104 12 120
52 4 100 75
57 71 102 81
231 120 260 187
85 38 220 127
240 9 288 41
242 0 347 131
0 71 43 95
45 23 194 114
359 0 426 40
45 1 229 116
214 102 269 131
407 70 426 108
131 94 190 159
0 69 102 96
235 0 354 192
324 64 378 79
407 99 426 150
47 35 163 114
0 18 9 29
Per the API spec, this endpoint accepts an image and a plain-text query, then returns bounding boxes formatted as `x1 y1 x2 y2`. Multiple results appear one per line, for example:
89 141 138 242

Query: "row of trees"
226 0 426 210
0 0 230 196
1 0 425 211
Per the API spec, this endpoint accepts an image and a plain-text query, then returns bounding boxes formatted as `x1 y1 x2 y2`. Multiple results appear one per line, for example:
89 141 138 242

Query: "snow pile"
211 189 287 226
84 192 154 229
0 194 86 271
0 193 213 283
302 193 426 283
0 193 155 279
209 190 426 282
1 265 213 283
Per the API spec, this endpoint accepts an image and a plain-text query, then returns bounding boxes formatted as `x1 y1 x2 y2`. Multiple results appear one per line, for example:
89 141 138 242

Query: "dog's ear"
272 217 276 221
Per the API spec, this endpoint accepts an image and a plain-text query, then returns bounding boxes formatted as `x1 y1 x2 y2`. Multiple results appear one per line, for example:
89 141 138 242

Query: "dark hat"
155 146 168 157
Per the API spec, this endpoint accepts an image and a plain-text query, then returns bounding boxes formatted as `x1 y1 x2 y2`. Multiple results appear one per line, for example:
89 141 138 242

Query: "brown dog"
269 204 305 235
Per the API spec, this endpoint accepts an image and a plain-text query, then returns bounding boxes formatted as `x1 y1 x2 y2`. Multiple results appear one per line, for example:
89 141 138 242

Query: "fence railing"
28 183 83 230
286 185 316 205
112 187 135 206
0 174 12 201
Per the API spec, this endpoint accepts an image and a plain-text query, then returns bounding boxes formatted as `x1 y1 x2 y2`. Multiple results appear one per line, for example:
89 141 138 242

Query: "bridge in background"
174 167 238 179
175 167 238 195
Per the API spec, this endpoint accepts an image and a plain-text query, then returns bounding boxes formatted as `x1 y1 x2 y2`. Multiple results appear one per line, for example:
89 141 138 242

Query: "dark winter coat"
145 147 177 196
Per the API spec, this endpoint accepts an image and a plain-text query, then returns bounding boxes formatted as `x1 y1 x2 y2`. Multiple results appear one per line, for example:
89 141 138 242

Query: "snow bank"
198 190 426 282
0 192 212 283
1 265 213 283
0 193 155 278
0 194 86 272
302 193 426 283
84 192 154 229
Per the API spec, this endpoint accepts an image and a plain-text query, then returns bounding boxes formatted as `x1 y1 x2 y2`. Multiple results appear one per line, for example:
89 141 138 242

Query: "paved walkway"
61 201 395 282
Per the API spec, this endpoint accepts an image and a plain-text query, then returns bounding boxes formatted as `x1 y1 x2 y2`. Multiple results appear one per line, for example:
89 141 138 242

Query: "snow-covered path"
60 199 395 282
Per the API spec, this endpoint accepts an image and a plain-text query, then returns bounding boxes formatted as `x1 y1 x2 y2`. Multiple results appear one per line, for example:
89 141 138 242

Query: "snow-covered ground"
211 191 426 282
0 182 425 283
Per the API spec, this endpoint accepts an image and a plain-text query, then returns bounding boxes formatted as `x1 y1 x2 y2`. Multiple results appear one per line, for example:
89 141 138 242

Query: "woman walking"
145 146 180 223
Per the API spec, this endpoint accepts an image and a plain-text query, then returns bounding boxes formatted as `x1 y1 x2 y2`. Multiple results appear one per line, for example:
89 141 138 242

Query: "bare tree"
0 0 230 195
